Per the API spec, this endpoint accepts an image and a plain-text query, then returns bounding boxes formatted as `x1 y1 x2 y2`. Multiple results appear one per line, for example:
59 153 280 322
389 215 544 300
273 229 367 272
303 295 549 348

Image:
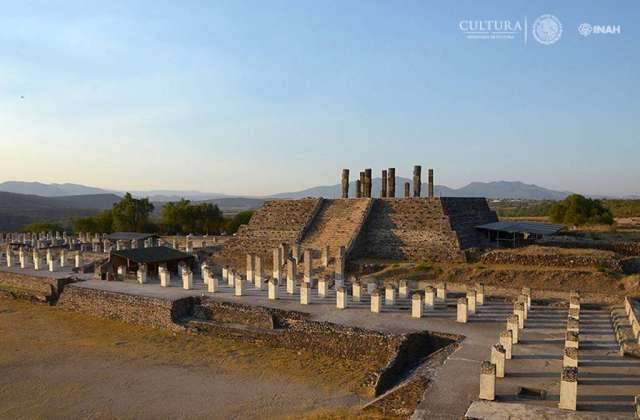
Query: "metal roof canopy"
106 232 159 241
110 246 191 264
475 221 564 236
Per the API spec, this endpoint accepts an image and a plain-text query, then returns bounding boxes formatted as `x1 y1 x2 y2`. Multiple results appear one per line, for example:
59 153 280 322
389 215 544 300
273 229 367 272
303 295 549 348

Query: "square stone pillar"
567 317 579 334
334 255 345 286
6 250 12 267
424 286 435 311
159 266 170 287
182 268 193 290
336 287 347 309
303 249 312 283
279 243 288 267
569 296 580 311
300 283 310 305
367 278 377 295
457 298 468 323
385 285 396 306
246 254 254 283
356 180 362 198
467 289 477 314
559 367 578 411
228 269 235 287
201 263 209 286
33 252 42 270
411 293 423 318
254 256 263 289
500 330 513 359
286 258 296 294
321 245 329 267
479 361 496 401
352 281 362 302
387 168 396 198
341 169 350 198
491 344 506 378
404 182 410 198
222 266 228 283
268 278 278 300
272 248 281 284
436 282 447 301
412 165 421 197
317 276 328 297
291 243 300 263
381 169 387 198
137 265 147 284
476 283 485 305
235 276 245 296
365 168 372 197
48 258 55 272
370 289 382 313
563 347 578 368
507 315 519 344
399 280 409 298
513 302 526 328
75 252 82 269
521 286 531 309
428 168 434 198
565 331 579 349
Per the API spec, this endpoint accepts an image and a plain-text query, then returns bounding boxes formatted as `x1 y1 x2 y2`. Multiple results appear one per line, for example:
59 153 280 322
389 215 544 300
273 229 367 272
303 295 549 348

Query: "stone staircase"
301 198 371 254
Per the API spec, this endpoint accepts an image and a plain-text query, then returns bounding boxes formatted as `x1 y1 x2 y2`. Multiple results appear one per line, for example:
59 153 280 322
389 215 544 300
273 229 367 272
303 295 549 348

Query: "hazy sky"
1 1 638 195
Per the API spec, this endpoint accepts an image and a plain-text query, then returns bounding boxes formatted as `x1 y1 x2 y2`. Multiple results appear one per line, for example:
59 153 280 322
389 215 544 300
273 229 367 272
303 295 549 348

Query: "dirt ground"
0 299 370 420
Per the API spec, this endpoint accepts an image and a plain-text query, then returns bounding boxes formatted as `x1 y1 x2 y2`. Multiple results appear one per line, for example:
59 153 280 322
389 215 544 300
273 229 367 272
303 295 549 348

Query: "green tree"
73 210 114 233
161 200 223 234
549 194 614 226
225 210 253 234
111 193 154 232
21 222 64 233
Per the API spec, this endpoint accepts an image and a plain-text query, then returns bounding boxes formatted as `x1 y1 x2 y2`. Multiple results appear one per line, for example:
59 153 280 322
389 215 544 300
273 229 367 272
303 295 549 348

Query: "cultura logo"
532 14 562 45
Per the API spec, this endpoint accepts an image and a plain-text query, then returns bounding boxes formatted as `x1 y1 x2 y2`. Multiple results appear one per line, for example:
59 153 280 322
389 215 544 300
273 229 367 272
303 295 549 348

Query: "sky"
0 1 638 196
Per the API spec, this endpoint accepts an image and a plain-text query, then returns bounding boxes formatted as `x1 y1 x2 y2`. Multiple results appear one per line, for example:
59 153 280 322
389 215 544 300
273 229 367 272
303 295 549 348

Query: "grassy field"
0 299 372 419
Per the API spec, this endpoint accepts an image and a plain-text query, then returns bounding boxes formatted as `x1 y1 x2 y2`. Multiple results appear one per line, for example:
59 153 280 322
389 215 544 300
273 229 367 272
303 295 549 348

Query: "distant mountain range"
0 179 576 201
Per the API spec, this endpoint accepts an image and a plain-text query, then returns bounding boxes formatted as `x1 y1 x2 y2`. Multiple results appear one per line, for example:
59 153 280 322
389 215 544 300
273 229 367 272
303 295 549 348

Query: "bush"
20 222 64 233
549 194 614 226
225 210 254 234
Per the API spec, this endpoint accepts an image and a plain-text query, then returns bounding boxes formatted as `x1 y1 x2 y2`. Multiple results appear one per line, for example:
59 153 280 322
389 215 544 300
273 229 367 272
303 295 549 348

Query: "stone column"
268 278 278 300
563 347 578 368
207 271 218 293
137 264 147 284
413 165 421 197
370 289 382 313
334 255 344 287
476 283 485 305
428 168 434 198
565 331 579 349
300 283 310 305
522 286 532 309
569 296 580 311
411 293 423 318
359 171 365 197
500 330 513 359
385 285 396 306
222 266 228 284
48 258 55 272
491 344 506 378
227 269 235 287
457 298 468 323
6 250 12 267
356 180 362 198
367 278 377 294
567 317 579 334
365 168 372 198
404 182 410 198
352 281 362 302
436 282 447 301
273 248 281 284
424 286 435 311
182 267 193 290
514 302 526 328
381 170 387 198
388 168 395 198
518 295 528 320
201 263 209 286
321 245 329 267
235 275 245 296
246 254 254 283
291 243 300 263
479 361 496 401
279 243 288 267
399 280 409 298
286 258 297 294
467 289 477 314
559 367 578 411
341 169 350 198
335 286 347 309
303 249 312 283
507 315 519 343
159 266 170 287
254 255 263 289
75 251 82 269
317 276 328 297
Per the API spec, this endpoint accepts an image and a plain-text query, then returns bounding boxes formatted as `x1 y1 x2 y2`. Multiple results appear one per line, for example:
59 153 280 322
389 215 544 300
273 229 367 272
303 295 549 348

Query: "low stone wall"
611 303 640 358
198 300 278 330
0 270 73 303
57 285 195 330
479 246 631 272
542 239 640 257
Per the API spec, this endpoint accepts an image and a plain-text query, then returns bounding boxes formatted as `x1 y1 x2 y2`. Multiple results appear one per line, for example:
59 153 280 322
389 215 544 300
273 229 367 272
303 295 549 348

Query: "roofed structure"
106 232 159 241
476 221 564 248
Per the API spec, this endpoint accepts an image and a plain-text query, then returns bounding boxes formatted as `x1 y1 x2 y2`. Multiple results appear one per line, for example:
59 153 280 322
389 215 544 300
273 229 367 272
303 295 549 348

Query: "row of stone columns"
4 247 82 271
339 166 434 198
456 284 486 323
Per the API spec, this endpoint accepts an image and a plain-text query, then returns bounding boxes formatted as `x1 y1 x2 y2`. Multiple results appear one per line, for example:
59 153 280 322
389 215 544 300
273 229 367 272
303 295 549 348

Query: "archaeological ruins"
1 165 640 418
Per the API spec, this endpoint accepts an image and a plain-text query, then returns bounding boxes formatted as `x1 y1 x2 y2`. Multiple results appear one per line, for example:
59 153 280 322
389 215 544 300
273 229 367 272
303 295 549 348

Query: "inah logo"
532 14 562 45
578 22 621 37
578 23 593 37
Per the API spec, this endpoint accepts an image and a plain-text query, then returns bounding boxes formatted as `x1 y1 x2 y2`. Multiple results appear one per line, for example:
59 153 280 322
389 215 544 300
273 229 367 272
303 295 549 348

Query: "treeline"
491 198 640 220
70 193 253 235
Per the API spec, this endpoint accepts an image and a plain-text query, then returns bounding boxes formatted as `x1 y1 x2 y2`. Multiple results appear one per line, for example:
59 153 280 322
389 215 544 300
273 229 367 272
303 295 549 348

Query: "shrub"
549 194 614 226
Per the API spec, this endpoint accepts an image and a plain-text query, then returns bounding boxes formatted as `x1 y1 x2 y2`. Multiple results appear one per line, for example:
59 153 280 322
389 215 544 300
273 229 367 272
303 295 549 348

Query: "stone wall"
480 246 627 271
0 271 72 303
541 239 640 257
351 198 497 262
57 284 195 330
